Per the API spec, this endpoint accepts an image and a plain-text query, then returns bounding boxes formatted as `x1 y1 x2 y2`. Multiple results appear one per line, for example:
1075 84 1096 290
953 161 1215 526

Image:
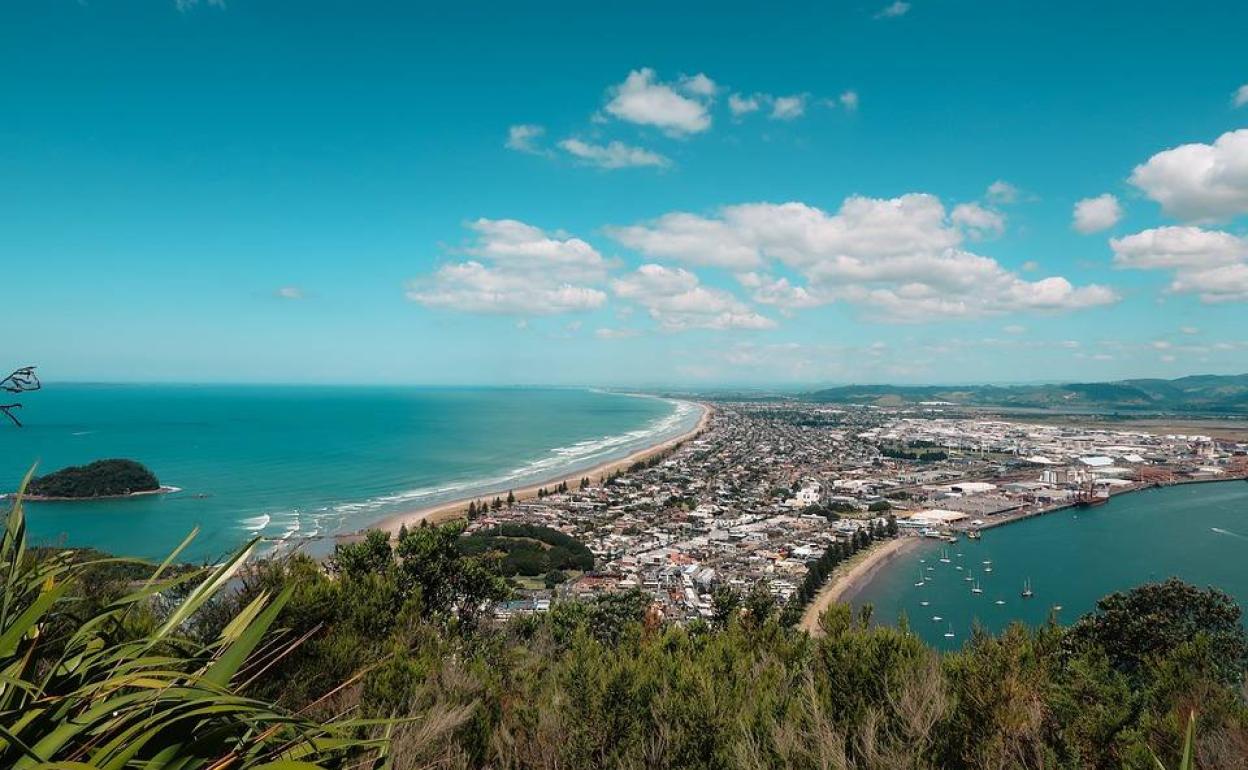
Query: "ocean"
0 385 698 561
850 481 1248 648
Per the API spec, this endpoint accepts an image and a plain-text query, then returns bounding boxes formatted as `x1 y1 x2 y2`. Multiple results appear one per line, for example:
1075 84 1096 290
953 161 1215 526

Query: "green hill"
807 373 1248 413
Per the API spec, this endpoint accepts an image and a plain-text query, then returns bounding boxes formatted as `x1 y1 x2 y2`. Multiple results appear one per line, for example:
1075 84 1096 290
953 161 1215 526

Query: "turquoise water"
852 482 1248 649
0 385 696 561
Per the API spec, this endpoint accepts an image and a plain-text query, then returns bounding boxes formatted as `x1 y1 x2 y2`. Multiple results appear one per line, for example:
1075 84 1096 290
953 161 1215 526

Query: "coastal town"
454 401 1248 623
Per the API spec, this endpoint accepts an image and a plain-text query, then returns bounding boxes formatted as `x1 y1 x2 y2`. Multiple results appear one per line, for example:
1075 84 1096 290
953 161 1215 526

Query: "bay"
851 481 1248 648
0 384 695 561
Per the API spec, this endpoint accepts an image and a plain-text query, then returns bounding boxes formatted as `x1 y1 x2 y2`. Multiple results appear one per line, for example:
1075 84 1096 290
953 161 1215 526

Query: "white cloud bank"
1072 194 1123 234
1111 226 1248 303
607 194 1117 321
611 264 776 331
1129 128 1248 222
951 202 1005 239
406 219 608 315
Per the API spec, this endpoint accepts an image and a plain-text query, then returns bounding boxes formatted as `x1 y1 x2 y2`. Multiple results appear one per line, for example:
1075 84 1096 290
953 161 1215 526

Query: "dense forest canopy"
26 458 160 498
456 523 596 576
4 496 1246 768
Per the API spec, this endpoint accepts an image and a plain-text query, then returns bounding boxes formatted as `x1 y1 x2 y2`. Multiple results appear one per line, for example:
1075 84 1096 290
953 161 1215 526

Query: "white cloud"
604 68 712 136
729 93 761 117
1180 325 1200 335
874 2 910 19
679 73 718 97
611 264 776 331
771 95 807 120
1110 226 1248 269
1002 324 1027 335
505 124 546 154
951 202 1005 238
558 138 669 169
608 194 1117 321
736 272 824 308
839 90 860 111
1111 226 1248 303
595 327 641 339
275 286 304 300
176 0 224 10
985 180 1020 205
1233 84 1248 108
1129 129 1248 221
1072 194 1123 234
1167 263 1248 303
606 212 763 269
407 219 608 315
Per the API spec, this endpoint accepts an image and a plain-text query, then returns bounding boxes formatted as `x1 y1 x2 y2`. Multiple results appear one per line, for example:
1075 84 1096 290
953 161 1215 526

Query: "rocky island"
21 459 174 501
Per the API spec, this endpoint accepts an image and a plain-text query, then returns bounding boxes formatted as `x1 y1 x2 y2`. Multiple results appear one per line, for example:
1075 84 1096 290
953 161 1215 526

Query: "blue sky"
3 0 1247 386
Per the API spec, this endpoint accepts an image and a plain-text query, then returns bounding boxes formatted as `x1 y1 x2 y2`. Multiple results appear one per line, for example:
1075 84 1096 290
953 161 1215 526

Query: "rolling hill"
806 374 1248 413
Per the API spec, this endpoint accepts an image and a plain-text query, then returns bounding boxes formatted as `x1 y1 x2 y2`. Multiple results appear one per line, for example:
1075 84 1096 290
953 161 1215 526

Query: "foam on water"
240 396 700 544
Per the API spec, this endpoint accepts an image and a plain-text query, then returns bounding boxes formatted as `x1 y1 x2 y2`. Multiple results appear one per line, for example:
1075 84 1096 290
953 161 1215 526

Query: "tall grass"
0 469 390 769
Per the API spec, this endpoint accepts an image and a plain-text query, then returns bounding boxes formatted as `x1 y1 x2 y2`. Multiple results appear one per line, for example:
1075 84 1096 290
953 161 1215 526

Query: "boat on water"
939 550 951 563
1021 578 1035 599
915 571 926 587
1075 481 1109 508
943 624 955 638
971 581 983 594
932 615 942 622
984 565 993 573
994 599 1006 605
966 529 982 540
919 600 930 606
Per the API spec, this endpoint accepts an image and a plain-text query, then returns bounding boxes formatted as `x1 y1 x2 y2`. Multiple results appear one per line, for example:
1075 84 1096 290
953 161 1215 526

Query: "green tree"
711 585 741 628
1065 578 1248 684
330 528 393 579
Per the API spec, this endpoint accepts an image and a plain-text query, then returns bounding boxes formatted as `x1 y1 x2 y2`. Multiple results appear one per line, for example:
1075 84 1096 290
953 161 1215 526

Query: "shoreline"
949 473 1248 534
7 485 182 503
804 475 1248 626
800 536 923 635
359 400 712 539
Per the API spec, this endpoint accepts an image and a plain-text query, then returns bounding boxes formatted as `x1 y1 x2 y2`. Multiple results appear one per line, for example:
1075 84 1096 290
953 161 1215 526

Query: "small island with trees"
18 459 175 501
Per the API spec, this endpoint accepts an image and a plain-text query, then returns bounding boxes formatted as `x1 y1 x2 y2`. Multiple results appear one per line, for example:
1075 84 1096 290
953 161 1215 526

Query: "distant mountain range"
806 374 1248 414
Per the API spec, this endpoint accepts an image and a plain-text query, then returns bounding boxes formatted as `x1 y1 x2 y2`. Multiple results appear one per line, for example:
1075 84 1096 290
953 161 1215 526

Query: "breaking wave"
241 396 702 550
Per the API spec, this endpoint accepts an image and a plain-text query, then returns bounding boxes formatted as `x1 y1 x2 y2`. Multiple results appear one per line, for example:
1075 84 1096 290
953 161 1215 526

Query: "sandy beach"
362 401 712 538
799 536 924 634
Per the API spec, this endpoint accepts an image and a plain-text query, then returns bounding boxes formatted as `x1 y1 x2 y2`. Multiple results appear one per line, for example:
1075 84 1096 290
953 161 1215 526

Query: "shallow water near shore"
1 385 694 561
850 481 1248 649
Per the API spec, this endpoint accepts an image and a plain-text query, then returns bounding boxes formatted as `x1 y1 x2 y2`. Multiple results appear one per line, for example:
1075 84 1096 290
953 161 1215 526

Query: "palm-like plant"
0 469 391 768
1151 710 1196 770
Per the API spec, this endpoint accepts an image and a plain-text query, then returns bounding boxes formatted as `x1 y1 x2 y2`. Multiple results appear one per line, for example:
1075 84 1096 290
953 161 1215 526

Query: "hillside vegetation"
27 458 160 498
808 373 1248 413
457 522 596 575
4 486 1246 768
